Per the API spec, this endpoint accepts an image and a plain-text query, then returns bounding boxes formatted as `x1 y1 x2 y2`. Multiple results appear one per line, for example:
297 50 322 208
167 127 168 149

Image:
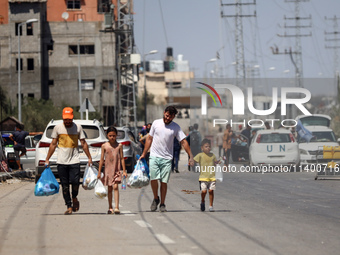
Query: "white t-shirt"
51 122 85 165
149 118 186 160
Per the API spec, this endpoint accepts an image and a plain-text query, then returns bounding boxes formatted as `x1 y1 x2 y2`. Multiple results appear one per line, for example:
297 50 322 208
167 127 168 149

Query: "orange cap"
62 107 74 119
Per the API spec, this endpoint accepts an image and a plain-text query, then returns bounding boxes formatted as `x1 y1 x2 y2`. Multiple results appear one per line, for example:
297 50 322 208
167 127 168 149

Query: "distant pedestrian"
45 107 93 215
140 106 194 212
223 124 232 167
139 123 152 165
172 137 181 173
194 139 220 212
9 123 42 170
265 121 272 130
97 126 127 214
216 127 224 158
240 124 251 145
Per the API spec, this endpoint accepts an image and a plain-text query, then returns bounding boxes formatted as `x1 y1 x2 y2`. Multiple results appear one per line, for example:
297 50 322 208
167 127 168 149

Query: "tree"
136 92 155 121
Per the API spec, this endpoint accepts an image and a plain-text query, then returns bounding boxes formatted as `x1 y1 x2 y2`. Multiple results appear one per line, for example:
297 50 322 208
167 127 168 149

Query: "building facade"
0 0 121 125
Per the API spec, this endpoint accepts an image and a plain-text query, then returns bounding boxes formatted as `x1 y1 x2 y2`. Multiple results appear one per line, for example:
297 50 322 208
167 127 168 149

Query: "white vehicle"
298 126 339 165
249 129 300 168
295 114 331 128
35 119 107 183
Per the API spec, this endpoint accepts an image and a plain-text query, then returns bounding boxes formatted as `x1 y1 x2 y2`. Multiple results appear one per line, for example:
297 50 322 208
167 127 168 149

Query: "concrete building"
0 0 126 125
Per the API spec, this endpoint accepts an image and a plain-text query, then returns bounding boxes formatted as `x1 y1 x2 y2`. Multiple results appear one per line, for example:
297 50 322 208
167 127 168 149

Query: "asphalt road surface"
1 153 340 255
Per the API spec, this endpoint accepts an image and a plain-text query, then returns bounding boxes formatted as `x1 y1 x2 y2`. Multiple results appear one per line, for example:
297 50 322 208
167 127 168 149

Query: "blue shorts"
149 156 172 183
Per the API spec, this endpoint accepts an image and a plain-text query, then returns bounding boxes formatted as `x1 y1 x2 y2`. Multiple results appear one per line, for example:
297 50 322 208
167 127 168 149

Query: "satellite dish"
62 12 69 20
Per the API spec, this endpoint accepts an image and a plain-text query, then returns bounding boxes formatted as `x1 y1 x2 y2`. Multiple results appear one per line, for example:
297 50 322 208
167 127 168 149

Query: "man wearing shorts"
140 106 194 212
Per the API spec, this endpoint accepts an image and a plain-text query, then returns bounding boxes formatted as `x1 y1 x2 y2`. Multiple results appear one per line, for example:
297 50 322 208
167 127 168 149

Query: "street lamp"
18 18 38 122
143 50 158 124
205 58 217 79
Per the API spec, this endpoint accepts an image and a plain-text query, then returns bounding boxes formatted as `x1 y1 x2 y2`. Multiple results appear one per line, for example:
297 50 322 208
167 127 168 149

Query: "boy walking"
194 139 219 212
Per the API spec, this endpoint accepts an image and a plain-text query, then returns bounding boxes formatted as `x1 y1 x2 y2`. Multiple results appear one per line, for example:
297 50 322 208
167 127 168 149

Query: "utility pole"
279 0 312 88
115 0 139 133
220 0 256 87
325 16 340 76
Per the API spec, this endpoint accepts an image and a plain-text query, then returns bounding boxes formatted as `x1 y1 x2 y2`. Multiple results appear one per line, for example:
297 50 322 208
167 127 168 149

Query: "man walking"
223 124 232 167
45 107 93 215
140 106 194 212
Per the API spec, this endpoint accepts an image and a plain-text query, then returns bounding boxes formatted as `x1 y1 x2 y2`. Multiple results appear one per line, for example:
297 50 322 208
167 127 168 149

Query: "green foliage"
21 98 64 131
136 92 155 121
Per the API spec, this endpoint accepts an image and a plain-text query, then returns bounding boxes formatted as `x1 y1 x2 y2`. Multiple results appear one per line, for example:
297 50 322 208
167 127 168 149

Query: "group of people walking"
45 105 227 215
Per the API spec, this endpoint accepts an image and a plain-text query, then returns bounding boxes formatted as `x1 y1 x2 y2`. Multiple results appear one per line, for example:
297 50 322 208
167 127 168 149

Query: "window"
102 80 113 91
15 23 22 36
69 45 95 55
26 23 33 36
98 0 111 13
80 79 95 90
28 93 34 98
16 59 23 71
48 80 54 86
67 0 81 9
27 58 34 71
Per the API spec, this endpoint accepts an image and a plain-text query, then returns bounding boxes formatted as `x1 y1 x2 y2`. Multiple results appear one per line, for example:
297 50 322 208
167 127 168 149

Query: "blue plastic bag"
34 167 59 196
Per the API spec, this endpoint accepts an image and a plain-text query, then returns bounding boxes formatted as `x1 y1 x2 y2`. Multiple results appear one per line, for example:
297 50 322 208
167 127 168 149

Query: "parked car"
35 119 107 183
298 126 340 165
1 133 41 169
249 129 300 168
115 126 142 173
295 114 331 128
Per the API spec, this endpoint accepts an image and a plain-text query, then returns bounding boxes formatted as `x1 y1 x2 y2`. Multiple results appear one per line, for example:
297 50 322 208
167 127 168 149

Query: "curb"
0 169 35 182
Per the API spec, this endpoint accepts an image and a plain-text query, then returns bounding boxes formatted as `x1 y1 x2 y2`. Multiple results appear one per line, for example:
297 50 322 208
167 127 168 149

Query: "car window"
45 124 100 139
25 137 33 148
82 125 100 139
259 134 291 143
116 130 125 139
128 131 136 143
299 116 330 127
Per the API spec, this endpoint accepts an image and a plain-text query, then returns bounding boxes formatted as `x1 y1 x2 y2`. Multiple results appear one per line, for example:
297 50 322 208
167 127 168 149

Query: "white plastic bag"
127 160 149 189
82 165 99 190
94 179 107 199
215 159 224 182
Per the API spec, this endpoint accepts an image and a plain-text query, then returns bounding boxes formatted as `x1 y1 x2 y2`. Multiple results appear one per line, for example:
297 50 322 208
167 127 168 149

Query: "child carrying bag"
34 166 59 196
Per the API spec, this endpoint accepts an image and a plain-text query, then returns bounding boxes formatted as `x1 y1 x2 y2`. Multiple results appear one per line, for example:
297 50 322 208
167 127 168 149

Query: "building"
0 0 134 126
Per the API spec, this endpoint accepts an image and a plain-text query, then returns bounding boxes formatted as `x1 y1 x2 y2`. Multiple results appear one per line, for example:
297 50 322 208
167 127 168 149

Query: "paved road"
1 153 340 255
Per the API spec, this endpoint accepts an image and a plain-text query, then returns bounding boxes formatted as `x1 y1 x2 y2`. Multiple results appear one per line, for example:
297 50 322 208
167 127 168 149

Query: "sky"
133 0 340 81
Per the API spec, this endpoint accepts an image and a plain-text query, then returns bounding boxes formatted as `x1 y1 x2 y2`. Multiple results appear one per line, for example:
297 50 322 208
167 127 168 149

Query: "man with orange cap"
45 107 93 215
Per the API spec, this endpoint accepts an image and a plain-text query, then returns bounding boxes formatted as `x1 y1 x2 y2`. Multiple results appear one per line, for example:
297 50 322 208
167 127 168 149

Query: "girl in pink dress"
98 126 127 214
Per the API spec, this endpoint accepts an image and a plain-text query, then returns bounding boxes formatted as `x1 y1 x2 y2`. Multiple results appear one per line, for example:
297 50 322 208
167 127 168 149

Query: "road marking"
134 220 152 228
314 204 331 208
121 210 137 216
155 234 175 244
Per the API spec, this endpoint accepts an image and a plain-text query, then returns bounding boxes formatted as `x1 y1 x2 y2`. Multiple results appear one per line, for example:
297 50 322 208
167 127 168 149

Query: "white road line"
134 220 152 228
121 210 137 216
314 204 331 208
155 234 175 244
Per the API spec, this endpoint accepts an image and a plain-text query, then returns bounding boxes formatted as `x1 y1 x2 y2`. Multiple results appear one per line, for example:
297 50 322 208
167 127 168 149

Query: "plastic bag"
82 164 98 190
127 160 150 189
215 159 224 182
94 179 107 199
34 167 59 196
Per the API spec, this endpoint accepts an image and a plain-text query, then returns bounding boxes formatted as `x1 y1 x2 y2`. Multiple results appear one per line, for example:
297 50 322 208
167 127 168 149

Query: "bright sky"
133 0 340 80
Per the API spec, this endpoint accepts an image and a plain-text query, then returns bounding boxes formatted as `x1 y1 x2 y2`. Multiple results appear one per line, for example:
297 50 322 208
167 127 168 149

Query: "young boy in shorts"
194 139 220 212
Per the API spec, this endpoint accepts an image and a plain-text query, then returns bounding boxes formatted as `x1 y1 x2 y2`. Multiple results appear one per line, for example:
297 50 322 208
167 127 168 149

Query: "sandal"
72 198 80 212
107 209 114 214
114 208 120 214
64 208 72 215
